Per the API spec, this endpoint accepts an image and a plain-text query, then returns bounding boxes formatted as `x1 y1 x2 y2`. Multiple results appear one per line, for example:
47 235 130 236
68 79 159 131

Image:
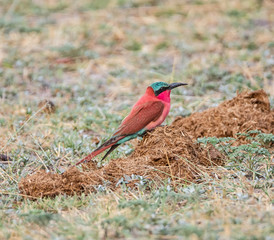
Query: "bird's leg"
101 144 119 161
140 125 165 137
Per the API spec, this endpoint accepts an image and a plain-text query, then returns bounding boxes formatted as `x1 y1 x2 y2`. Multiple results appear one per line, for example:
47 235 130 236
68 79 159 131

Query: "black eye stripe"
154 86 169 96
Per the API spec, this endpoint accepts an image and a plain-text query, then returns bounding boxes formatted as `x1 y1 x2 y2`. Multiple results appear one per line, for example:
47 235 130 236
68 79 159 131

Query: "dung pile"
19 90 273 198
19 128 222 198
173 90 273 141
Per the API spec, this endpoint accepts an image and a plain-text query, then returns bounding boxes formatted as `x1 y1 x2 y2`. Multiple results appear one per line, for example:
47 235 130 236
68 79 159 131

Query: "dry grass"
0 0 273 239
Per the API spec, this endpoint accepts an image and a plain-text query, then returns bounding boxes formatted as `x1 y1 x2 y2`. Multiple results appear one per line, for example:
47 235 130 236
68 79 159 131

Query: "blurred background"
0 1 273 239
0 0 273 160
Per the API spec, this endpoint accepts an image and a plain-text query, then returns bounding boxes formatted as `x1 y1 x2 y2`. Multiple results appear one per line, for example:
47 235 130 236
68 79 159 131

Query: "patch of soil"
0 153 11 162
19 90 273 198
38 100 56 114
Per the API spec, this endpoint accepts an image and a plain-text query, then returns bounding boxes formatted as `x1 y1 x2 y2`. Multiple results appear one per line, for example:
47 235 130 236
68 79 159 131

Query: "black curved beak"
168 82 188 90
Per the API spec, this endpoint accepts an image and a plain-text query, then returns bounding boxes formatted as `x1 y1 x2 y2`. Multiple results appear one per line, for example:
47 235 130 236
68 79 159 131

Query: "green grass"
0 0 273 239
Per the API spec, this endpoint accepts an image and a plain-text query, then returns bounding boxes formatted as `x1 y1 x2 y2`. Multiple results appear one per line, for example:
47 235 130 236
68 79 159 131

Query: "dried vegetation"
19 90 273 198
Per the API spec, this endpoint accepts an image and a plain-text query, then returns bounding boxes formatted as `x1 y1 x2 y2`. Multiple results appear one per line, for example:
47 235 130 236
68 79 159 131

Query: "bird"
75 81 187 166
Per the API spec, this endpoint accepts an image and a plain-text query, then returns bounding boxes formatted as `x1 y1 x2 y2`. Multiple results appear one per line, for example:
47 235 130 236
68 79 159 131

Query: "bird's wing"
113 100 165 137
75 101 164 165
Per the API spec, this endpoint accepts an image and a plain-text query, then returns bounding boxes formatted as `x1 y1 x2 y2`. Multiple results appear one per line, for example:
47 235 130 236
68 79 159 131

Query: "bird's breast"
145 102 170 130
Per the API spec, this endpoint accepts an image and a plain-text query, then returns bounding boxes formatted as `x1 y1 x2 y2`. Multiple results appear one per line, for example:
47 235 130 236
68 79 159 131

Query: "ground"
0 0 273 239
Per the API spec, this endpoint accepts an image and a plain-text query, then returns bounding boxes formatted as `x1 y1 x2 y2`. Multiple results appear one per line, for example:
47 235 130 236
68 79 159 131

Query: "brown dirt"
38 100 56 114
0 153 11 162
173 89 273 141
19 90 273 198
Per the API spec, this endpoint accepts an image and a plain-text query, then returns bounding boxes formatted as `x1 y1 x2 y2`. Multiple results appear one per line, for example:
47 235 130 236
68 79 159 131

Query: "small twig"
147 166 192 184
97 106 106 120
35 152 49 171
127 189 139 200
0 161 12 164
0 190 39 199
165 151 176 188
30 133 56 170
0 167 18 183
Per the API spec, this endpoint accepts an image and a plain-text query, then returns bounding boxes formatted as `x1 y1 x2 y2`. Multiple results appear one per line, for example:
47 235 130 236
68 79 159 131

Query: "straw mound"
173 90 273 141
19 128 222 198
19 90 273 198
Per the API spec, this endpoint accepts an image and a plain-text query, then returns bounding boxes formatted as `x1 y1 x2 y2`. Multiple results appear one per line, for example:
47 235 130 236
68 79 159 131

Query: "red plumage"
75 83 184 166
113 100 164 136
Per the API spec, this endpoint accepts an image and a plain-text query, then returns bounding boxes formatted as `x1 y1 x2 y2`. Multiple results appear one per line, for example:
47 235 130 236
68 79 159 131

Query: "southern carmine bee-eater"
75 82 187 166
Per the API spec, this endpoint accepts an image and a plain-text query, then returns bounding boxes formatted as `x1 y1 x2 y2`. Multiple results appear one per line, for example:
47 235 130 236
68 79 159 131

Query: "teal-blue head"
150 82 187 96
